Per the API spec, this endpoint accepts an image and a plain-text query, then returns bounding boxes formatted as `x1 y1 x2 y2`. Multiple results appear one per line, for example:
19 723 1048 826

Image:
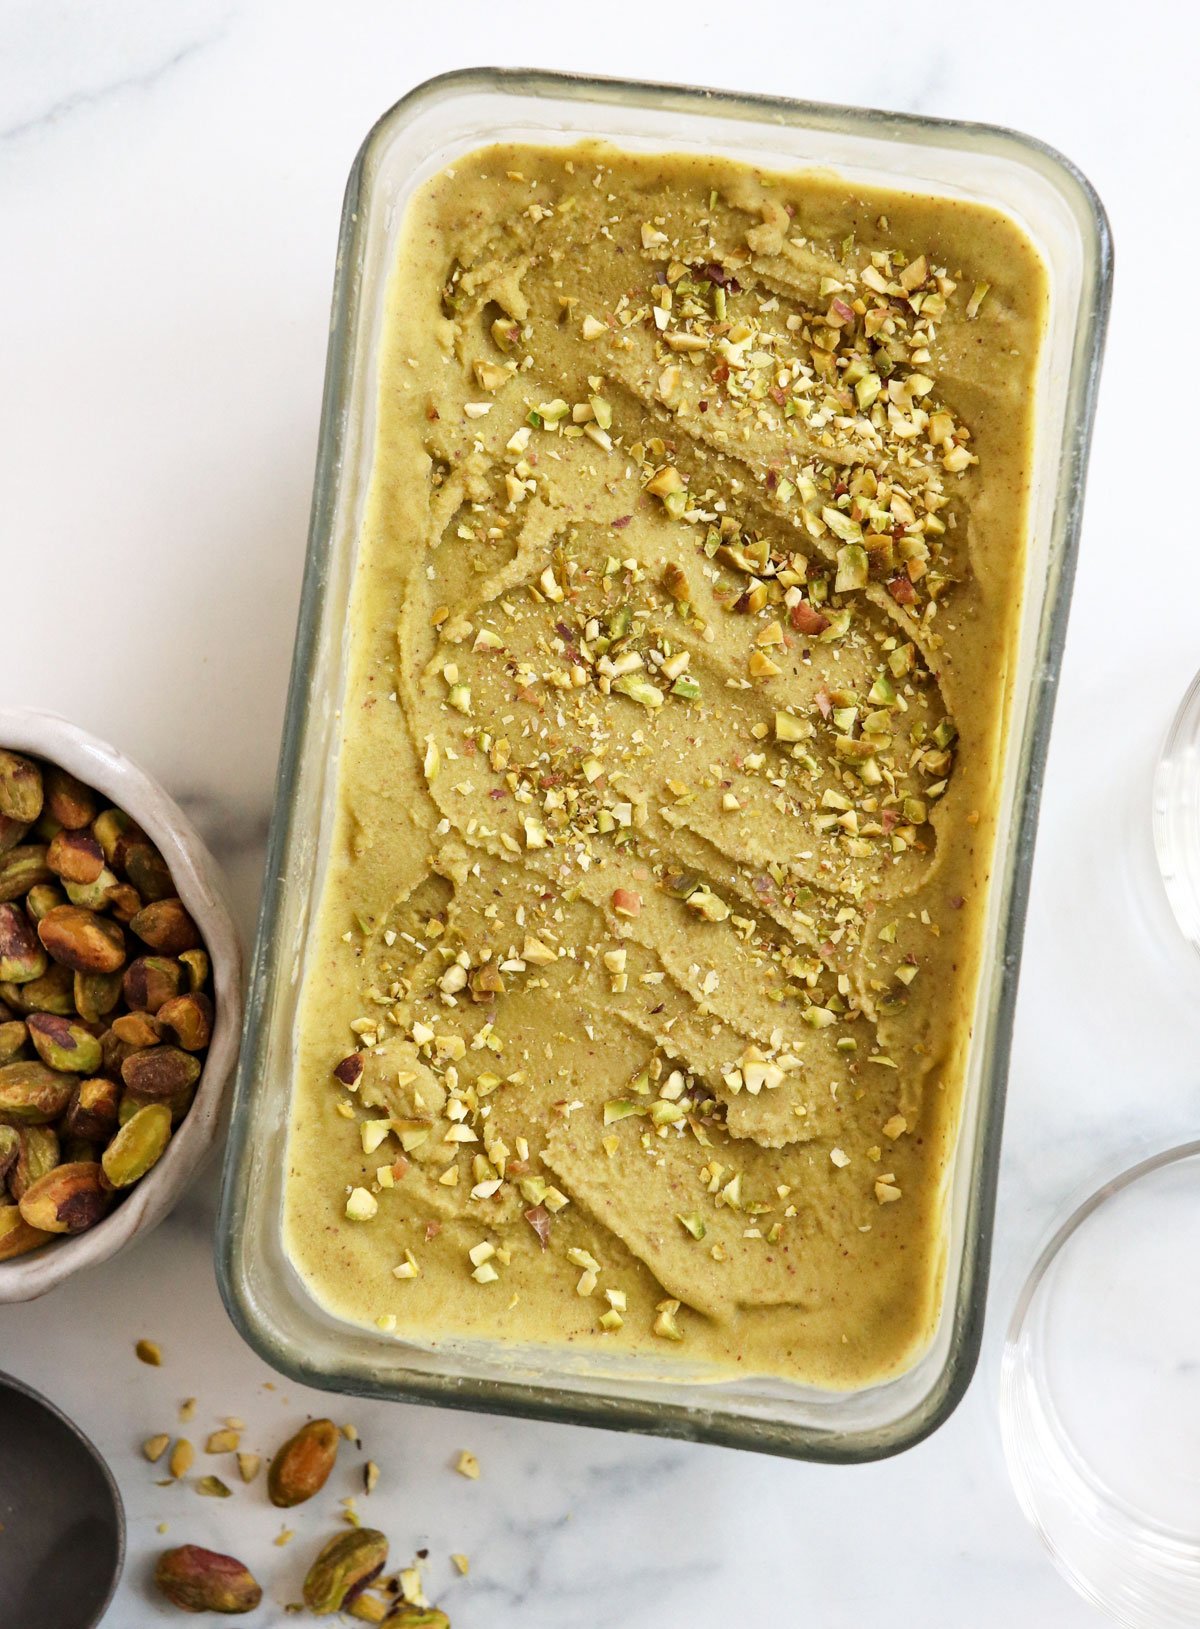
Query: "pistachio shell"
155 1546 262 1615
0 1061 77 1125
120 1045 201 1099
63 1077 121 1143
0 1202 54 1260
17 1161 110 1234
0 904 48 984
46 828 105 885
123 955 185 1014
0 752 44 825
38 905 125 974
101 1101 171 1187
9 1124 60 1201
0 1020 28 1068
27 1013 104 1076
25 883 66 923
124 843 174 903
301 1527 387 1613
129 898 200 955
269 1419 341 1508
0 845 53 905
73 969 124 1023
157 991 214 1052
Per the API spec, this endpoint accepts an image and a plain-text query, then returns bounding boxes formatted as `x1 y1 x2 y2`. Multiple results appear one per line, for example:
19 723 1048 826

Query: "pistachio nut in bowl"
0 708 242 1302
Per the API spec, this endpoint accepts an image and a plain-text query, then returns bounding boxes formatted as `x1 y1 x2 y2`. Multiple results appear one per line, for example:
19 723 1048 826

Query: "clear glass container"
1153 667 1200 956
216 68 1112 1461
1002 1142 1200 1626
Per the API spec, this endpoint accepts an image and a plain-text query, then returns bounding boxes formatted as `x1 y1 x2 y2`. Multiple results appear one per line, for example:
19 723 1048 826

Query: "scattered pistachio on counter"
144 1394 455 1621
268 1416 341 1507
0 750 216 1258
154 1545 263 1615
302 1528 389 1615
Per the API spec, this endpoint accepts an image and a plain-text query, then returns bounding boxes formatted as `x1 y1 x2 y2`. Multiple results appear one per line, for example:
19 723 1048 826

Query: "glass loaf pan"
216 68 1111 1461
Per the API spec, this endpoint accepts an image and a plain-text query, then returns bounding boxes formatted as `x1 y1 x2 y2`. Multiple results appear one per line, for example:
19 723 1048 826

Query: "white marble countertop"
3 2 1198 1623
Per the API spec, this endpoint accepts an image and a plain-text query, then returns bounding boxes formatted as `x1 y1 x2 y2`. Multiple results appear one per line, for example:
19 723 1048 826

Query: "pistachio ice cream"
283 141 1046 1387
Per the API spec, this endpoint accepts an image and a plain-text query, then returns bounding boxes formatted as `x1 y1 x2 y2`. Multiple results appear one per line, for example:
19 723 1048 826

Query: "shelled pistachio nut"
46 828 105 885
4 963 76 1016
119 1083 194 1128
92 807 142 870
391 1612 451 1628
268 1418 341 1508
0 753 217 1263
43 766 97 831
102 1102 171 1187
107 882 142 923
17 1160 110 1233
0 752 44 825
0 1021 27 1067
130 898 200 955
124 843 174 903
110 1010 165 1049
0 1203 55 1260
0 1016 26 1068
74 968 124 1023
157 991 214 1052
179 948 210 992
32 810 62 844
37 904 125 973
9 1124 60 1201
122 955 185 1014
120 1045 201 1099
0 1125 18 1184
98 1026 138 1077
301 1528 388 1614
0 845 52 904
63 869 122 912
0 904 48 984
154 1546 263 1615
0 815 31 856
63 1077 121 1143
0 1061 78 1125
25 882 66 922
27 1013 104 1076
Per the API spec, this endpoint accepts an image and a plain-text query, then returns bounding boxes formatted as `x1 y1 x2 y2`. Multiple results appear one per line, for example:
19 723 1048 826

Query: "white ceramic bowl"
0 708 242 1302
